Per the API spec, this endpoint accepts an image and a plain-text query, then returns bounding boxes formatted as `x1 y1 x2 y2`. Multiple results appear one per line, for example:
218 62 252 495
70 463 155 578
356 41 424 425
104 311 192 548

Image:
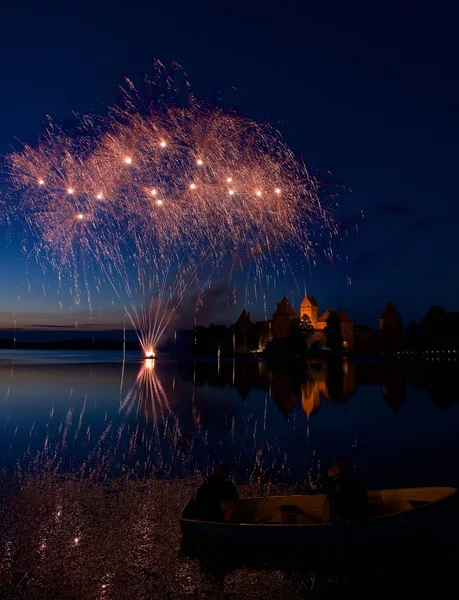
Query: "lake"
1 350 459 490
1 351 459 598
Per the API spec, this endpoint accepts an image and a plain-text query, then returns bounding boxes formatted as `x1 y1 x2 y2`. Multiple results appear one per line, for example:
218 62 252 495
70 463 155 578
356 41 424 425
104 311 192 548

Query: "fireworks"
7 62 337 353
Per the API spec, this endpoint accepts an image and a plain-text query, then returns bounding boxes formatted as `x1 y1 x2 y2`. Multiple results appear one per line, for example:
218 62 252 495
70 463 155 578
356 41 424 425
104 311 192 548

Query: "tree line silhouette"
405 305 459 350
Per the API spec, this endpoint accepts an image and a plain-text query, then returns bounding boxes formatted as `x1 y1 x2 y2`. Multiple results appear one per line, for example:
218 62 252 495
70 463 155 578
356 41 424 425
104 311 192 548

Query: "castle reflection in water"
186 358 456 416
1 355 458 486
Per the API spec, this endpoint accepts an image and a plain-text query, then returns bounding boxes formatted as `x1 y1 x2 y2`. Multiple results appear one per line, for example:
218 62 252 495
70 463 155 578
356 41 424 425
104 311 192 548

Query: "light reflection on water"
1 352 459 599
1 352 459 491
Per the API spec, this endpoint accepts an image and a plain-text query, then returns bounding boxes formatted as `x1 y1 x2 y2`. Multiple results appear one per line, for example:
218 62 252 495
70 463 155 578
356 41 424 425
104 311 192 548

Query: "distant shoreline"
0 338 140 351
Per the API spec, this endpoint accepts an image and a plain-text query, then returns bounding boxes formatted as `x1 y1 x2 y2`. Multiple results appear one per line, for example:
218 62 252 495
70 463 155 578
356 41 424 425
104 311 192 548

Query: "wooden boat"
180 487 456 546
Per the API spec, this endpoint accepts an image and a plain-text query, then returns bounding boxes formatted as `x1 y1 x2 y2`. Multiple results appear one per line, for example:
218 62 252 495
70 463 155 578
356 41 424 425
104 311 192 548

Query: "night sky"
1 0 458 335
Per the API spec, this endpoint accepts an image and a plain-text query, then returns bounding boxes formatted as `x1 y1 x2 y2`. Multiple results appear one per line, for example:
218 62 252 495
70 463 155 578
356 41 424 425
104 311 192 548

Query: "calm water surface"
1 351 459 599
1 350 458 491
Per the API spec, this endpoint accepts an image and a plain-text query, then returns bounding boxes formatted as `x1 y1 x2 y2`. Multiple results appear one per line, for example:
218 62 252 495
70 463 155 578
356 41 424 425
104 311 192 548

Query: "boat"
180 486 456 546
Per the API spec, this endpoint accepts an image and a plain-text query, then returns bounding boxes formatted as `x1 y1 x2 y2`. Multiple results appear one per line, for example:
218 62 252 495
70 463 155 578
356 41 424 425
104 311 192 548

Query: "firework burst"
7 61 338 353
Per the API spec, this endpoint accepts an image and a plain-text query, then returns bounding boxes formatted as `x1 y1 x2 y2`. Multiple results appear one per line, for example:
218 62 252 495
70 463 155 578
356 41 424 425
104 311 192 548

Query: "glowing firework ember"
7 61 337 352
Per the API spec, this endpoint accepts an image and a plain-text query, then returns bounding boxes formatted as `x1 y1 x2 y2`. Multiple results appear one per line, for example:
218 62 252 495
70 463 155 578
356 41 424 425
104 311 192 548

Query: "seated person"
195 465 239 522
323 457 369 522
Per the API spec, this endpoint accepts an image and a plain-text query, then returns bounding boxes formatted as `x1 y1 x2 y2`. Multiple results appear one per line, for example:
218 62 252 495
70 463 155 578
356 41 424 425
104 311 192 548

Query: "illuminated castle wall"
299 296 355 349
234 297 404 353
272 295 355 349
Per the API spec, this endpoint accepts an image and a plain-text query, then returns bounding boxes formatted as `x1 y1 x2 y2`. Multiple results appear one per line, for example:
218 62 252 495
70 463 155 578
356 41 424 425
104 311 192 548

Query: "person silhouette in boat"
195 465 239 522
324 457 369 522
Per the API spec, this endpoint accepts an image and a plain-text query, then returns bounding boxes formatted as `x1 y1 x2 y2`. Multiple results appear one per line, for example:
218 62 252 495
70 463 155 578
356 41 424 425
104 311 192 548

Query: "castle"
272 295 355 348
234 296 404 353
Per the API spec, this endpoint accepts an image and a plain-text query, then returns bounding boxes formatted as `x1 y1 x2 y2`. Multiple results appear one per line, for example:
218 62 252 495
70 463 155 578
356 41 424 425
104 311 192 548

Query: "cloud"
172 283 234 330
349 247 386 276
0 283 238 334
338 213 363 231
408 214 456 233
373 203 410 218
25 322 129 330
0 309 127 330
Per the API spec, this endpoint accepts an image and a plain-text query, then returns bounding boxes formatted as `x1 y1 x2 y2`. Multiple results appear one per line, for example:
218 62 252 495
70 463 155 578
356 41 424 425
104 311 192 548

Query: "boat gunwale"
180 486 457 529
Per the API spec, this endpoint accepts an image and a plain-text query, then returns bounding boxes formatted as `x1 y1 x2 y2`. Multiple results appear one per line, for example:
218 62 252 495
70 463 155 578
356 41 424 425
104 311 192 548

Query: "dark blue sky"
1 0 458 332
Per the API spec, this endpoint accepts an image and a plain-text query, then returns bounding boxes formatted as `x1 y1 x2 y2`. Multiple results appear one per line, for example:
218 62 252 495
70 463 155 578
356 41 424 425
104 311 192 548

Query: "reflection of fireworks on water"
3 360 330 484
8 61 338 353
121 359 173 420
119 359 185 469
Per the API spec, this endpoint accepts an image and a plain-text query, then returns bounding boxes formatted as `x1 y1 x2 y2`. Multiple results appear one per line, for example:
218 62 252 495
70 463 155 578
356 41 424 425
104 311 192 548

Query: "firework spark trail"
7 62 338 352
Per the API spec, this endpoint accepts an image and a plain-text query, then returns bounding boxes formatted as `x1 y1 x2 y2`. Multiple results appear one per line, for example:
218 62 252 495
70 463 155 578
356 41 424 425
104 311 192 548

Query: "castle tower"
272 296 297 339
379 301 404 350
300 296 319 325
234 309 252 333
234 309 253 353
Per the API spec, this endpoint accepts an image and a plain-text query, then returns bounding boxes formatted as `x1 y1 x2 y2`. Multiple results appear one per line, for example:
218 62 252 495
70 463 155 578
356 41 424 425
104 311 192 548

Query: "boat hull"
180 487 456 546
